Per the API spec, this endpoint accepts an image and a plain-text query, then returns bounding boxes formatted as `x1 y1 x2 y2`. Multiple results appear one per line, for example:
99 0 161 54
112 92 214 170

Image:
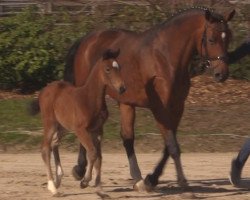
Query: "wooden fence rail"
0 0 151 16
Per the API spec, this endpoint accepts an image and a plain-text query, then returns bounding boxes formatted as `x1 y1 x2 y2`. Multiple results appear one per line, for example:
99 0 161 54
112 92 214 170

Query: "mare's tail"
28 99 40 116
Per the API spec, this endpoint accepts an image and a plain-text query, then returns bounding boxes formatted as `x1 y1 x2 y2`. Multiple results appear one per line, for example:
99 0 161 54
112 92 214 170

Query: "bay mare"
31 49 125 196
64 7 235 191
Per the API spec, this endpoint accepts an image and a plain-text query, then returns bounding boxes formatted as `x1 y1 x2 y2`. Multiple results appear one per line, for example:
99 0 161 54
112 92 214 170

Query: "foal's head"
100 49 126 94
198 9 235 82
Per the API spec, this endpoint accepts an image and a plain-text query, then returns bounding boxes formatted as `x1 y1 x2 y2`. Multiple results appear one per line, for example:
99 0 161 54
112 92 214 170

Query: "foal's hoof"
52 192 64 197
80 181 89 189
72 165 84 181
133 179 153 192
96 190 111 199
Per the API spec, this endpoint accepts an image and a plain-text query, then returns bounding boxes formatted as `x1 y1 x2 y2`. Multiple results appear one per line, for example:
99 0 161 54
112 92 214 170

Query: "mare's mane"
160 6 225 28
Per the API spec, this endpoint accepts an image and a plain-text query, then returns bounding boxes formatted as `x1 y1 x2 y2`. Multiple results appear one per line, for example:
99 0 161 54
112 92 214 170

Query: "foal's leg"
41 126 58 195
120 103 142 181
52 128 64 188
72 104 109 180
93 134 110 198
76 129 97 189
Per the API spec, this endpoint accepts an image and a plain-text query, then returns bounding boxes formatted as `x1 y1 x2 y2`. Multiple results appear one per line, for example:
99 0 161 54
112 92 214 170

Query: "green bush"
0 4 249 91
0 7 91 91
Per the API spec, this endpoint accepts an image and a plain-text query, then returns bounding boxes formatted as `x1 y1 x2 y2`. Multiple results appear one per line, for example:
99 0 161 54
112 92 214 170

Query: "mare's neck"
152 12 205 70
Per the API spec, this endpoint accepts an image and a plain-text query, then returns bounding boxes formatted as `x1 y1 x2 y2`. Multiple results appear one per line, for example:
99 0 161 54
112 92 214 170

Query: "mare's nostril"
214 73 223 82
119 86 126 94
214 73 221 78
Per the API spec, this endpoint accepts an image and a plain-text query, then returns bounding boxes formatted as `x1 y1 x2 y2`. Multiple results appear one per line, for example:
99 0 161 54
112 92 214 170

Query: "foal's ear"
103 49 120 60
224 9 235 22
205 10 215 23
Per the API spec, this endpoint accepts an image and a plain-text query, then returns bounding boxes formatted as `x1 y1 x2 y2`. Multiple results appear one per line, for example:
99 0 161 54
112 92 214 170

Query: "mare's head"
101 49 126 94
197 9 235 82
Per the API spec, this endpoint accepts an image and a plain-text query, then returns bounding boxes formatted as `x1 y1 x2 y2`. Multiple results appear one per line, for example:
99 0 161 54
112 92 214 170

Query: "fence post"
0 4 3 16
38 0 52 14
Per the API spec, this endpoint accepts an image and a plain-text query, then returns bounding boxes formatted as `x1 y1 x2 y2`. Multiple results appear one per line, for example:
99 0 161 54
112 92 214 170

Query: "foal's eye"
208 38 216 44
105 67 111 73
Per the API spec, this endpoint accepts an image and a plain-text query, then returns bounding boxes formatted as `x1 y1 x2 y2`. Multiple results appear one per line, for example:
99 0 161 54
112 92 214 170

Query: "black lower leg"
123 138 142 180
73 144 87 179
123 138 135 157
145 147 169 187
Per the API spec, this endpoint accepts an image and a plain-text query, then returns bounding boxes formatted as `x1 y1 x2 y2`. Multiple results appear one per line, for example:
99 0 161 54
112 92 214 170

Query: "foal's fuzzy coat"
31 49 125 196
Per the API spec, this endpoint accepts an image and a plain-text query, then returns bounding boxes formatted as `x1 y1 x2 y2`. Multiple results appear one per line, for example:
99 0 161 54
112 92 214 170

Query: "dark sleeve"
228 40 250 64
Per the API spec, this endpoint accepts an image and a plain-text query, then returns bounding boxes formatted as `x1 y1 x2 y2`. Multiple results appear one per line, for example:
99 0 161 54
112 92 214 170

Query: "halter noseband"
201 24 228 68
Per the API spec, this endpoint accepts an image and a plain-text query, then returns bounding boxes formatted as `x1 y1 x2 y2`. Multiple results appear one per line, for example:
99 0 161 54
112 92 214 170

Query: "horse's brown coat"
65 8 235 191
33 49 125 196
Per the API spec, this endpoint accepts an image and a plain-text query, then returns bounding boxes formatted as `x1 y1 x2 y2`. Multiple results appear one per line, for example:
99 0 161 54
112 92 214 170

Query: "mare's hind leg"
76 128 97 189
52 126 64 188
120 104 142 181
41 125 58 195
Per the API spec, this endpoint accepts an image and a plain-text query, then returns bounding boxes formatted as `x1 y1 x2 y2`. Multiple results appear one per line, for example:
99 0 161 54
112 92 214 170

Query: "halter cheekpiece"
201 22 228 68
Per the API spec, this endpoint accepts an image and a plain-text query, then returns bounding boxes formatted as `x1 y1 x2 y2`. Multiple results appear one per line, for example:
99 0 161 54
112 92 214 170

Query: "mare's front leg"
120 103 142 181
135 77 187 191
76 128 97 189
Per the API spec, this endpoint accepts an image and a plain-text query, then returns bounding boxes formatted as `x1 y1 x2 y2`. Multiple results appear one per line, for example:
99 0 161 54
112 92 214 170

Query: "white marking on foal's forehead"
221 32 226 39
112 61 119 68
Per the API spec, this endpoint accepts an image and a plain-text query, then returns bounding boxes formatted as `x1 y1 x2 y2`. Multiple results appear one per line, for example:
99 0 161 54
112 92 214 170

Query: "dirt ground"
0 152 249 200
0 76 249 199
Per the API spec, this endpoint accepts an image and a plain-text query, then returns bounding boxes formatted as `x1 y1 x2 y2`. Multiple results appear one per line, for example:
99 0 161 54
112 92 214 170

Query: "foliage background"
0 1 249 91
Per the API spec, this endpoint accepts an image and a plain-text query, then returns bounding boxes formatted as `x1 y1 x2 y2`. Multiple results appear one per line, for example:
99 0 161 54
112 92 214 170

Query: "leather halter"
201 24 228 68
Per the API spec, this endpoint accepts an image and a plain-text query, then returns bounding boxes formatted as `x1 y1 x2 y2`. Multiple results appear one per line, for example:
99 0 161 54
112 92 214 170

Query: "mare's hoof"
80 181 89 189
229 158 241 187
72 165 84 181
133 179 153 192
178 178 189 187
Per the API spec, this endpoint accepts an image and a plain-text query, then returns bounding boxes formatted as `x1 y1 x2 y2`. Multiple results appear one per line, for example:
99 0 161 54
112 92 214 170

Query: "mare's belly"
107 87 149 107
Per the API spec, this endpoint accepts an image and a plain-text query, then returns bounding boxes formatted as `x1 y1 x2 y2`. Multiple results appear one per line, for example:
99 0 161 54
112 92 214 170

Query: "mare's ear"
224 9 235 22
103 49 120 60
205 10 215 23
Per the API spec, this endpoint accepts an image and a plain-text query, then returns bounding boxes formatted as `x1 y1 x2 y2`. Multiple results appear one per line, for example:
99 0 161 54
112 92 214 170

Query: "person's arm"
228 39 250 64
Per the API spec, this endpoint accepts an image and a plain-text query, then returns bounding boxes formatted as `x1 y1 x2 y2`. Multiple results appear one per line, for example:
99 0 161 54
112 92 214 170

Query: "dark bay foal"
31 49 125 196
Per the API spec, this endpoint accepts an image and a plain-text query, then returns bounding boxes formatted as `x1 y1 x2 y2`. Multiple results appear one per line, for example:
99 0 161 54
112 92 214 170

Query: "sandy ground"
0 152 249 200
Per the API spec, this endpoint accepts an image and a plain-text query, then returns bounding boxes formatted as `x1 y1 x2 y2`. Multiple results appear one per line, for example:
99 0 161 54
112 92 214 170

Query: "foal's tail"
28 99 40 116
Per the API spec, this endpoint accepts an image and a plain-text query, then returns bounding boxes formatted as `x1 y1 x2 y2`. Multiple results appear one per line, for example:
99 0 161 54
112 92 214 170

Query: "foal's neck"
76 62 106 110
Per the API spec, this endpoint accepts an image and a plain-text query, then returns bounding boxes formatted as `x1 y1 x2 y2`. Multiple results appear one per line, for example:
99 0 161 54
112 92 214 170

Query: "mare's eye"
208 38 216 44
